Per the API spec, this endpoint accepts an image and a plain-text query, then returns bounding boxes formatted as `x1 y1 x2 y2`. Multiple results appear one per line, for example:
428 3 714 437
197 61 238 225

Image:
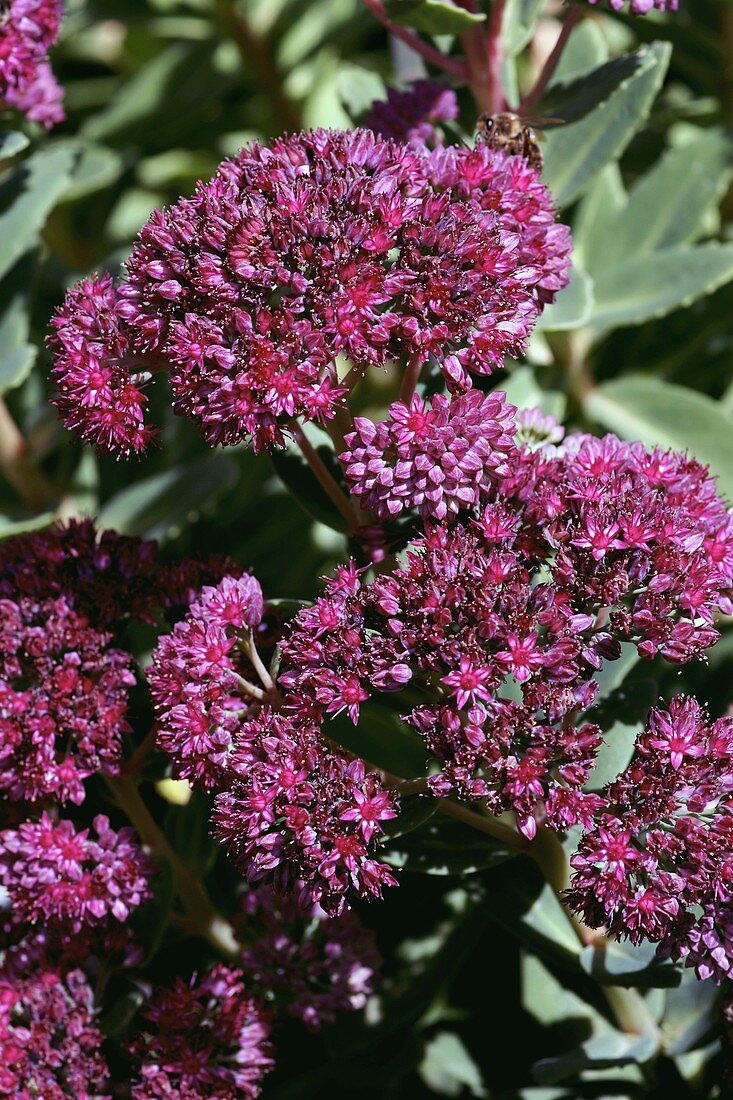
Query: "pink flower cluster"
130 964 273 1099
0 813 152 933
0 966 109 1098
342 389 516 521
0 595 135 805
213 710 397 915
50 129 571 456
280 433 733 838
240 884 380 1031
568 696 733 984
364 79 459 146
148 574 268 790
0 0 64 128
588 0 676 13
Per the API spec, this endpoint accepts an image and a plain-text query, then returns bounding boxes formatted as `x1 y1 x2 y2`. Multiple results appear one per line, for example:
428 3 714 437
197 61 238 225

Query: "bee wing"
523 114 564 139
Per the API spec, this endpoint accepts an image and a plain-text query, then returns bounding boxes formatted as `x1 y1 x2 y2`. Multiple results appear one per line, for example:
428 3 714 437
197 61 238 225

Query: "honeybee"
476 112 546 173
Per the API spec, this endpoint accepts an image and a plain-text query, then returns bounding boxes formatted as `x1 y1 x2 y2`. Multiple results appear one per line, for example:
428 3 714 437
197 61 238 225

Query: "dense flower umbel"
0 518 240 631
280 434 733 837
341 389 516 521
0 1 65 128
149 574 267 790
213 710 397 914
50 130 571 456
130 965 273 1100
568 696 733 983
0 814 153 933
0 966 109 1099
240 884 381 1031
587 0 677 12
0 596 135 805
364 79 459 146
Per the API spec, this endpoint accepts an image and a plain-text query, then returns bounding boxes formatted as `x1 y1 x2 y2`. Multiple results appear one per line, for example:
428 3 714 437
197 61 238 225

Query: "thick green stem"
106 775 239 959
530 825 661 1041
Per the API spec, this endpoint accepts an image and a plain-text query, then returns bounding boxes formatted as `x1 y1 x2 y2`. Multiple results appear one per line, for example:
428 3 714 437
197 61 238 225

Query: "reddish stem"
0 398 57 511
290 421 359 532
462 0 505 114
360 0 469 79
519 5 583 115
398 352 424 405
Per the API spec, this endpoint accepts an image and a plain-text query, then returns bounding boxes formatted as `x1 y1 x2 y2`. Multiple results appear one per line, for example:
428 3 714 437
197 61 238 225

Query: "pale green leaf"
551 20 609 85
543 42 671 208
536 264 594 331
0 132 30 160
580 941 680 989
572 163 628 270
589 242 733 328
583 130 733 275
420 1032 487 1098
97 453 238 541
384 0 485 34
58 141 124 202
0 144 77 282
502 0 543 58
586 377 733 499
0 344 36 395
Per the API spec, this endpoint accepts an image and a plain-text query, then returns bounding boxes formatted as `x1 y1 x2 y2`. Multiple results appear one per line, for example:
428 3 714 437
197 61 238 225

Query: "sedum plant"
1 0 733 1096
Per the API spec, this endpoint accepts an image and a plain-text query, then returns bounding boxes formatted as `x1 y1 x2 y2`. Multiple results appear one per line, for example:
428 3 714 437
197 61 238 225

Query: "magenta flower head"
0 595 135 805
568 696 733 983
586 0 676 12
130 964 273 1099
0 966 109 1098
0 813 153 933
149 573 268 791
280 433 733 838
50 130 570 457
364 79 459 146
341 388 516 521
0 1 65 129
213 710 397 915
240 884 381 1031
0 518 241 631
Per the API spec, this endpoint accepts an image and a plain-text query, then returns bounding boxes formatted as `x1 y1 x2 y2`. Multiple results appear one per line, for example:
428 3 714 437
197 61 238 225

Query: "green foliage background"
2 0 733 1094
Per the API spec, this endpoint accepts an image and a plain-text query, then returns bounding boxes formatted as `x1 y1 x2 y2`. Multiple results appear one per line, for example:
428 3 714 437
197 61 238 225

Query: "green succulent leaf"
543 41 671 208
382 817 515 876
483 859 582 963
536 265 594 332
578 129 732 275
97 453 239 540
327 701 427 779
419 1031 487 1098
585 376 733 500
0 131 30 160
0 144 77 282
534 1032 659 1085
502 0 544 58
382 794 439 840
588 242 733 329
271 443 349 533
580 940 681 989
384 0 485 34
